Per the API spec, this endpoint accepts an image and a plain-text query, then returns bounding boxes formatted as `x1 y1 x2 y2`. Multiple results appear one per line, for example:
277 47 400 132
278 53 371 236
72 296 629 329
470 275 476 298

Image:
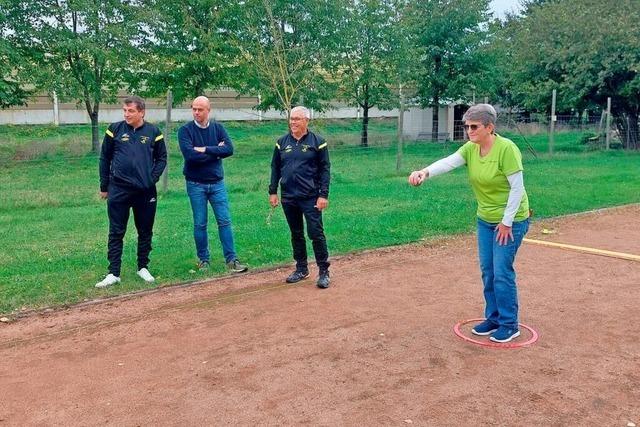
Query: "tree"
0 12 30 108
407 0 492 140
502 0 640 148
478 17 523 117
0 46 30 109
233 0 337 116
1 0 144 152
137 0 240 104
332 0 400 147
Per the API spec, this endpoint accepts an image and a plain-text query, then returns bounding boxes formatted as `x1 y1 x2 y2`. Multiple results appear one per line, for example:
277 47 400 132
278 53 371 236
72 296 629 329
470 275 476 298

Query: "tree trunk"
90 101 100 154
90 113 100 153
431 56 442 142
431 93 440 142
361 105 369 147
360 84 370 147
360 104 369 147
83 96 100 153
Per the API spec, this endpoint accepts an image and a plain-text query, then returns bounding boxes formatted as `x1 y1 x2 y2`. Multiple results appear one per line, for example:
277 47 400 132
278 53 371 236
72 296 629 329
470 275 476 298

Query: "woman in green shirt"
408 104 530 343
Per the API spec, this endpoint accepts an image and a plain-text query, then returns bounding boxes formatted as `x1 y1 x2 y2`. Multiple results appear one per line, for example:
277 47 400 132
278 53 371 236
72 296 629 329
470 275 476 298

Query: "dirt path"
1 205 639 426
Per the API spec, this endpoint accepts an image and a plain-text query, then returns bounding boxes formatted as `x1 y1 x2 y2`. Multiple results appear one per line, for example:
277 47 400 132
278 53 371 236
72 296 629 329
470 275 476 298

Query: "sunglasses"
462 124 484 131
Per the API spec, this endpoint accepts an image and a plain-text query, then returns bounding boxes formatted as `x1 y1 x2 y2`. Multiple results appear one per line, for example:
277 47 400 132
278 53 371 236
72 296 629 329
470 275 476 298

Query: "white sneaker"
137 268 155 283
95 273 121 288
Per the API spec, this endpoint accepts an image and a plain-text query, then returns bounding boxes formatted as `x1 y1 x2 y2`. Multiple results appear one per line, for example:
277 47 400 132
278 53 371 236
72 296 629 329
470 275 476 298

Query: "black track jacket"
269 130 330 200
99 121 167 192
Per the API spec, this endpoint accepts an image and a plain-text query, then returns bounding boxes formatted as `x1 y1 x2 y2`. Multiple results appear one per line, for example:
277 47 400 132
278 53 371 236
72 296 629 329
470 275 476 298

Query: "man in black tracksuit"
269 106 331 289
96 95 167 288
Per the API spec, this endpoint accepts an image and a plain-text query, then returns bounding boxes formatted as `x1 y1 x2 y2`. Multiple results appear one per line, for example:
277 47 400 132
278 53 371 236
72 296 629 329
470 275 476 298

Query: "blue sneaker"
489 326 521 343
471 320 498 336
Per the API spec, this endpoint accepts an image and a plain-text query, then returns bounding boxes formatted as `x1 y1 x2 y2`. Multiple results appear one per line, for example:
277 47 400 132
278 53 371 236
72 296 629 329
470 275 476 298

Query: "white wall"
402 105 456 141
0 105 399 125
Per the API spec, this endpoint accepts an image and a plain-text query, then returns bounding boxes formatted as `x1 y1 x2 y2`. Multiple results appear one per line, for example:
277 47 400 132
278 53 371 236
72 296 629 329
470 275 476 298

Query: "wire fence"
497 112 639 150
1 110 638 165
0 119 403 165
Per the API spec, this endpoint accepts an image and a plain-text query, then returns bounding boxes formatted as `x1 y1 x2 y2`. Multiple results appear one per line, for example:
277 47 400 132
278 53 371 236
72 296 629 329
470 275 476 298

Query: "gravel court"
0 205 639 426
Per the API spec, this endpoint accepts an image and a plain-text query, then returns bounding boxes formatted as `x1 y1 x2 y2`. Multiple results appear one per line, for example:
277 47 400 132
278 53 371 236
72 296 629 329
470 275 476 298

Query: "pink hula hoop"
453 318 539 349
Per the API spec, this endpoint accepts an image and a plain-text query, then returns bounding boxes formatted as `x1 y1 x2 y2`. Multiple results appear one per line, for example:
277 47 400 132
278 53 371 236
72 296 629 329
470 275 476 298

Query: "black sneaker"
197 260 210 271
316 271 330 289
226 259 248 273
286 269 309 283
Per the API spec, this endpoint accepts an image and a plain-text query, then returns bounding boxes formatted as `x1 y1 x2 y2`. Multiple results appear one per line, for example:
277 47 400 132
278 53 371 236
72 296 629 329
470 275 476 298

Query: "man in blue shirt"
178 96 248 273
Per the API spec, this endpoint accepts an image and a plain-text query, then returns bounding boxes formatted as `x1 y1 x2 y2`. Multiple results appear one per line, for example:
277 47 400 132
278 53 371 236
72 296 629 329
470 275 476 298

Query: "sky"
489 0 524 19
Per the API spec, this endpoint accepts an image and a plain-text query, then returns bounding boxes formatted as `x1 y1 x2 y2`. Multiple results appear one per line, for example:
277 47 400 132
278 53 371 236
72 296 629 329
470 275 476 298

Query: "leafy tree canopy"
137 0 241 104
1 0 145 150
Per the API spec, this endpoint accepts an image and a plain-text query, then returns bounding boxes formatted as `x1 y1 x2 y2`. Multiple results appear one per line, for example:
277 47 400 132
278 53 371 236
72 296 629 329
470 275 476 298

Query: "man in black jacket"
178 96 247 273
96 95 167 288
269 106 331 288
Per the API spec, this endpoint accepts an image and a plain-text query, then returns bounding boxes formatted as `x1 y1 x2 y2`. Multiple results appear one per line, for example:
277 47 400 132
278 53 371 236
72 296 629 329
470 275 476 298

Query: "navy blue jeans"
477 217 530 329
186 180 237 263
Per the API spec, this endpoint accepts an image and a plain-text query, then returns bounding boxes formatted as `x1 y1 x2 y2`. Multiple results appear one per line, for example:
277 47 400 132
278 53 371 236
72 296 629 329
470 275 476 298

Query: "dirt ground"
1 205 639 426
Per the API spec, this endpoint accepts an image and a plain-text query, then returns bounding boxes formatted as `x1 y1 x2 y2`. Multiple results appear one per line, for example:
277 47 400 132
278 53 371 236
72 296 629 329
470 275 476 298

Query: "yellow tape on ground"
523 238 640 262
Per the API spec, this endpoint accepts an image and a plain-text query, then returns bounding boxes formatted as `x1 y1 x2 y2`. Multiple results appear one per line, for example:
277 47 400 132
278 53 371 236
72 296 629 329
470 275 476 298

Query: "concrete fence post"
396 83 404 171
160 89 172 192
605 97 612 150
549 89 556 155
53 91 59 126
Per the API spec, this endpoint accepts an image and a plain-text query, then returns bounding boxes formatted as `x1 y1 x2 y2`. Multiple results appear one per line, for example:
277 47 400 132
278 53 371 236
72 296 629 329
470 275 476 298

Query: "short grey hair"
462 103 497 127
291 106 311 119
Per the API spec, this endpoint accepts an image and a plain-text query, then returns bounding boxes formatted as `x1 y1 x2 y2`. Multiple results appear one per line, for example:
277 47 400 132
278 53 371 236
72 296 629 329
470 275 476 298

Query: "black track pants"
106 184 157 276
281 197 330 272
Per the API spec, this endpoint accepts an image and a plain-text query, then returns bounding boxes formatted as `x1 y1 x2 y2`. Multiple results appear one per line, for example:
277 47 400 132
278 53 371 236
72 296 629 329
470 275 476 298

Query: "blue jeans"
477 217 530 329
186 180 237 263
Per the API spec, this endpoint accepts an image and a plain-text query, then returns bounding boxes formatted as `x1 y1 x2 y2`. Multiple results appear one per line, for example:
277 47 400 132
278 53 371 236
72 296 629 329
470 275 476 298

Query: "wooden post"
396 84 404 171
605 97 611 150
549 89 556 155
161 89 172 192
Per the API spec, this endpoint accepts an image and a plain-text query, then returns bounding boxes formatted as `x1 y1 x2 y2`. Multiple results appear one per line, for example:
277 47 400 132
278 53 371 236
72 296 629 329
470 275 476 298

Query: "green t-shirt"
456 134 530 223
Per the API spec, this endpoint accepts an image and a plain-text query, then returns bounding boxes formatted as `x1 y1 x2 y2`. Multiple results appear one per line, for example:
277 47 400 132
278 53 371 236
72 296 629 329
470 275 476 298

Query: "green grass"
1 120 639 313
0 118 398 162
